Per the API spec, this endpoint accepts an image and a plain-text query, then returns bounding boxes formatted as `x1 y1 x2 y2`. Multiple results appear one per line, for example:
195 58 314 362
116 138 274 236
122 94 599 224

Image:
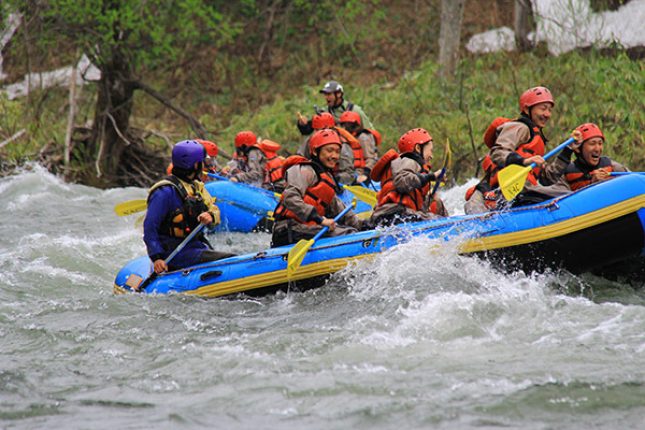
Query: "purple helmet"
172 140 205 169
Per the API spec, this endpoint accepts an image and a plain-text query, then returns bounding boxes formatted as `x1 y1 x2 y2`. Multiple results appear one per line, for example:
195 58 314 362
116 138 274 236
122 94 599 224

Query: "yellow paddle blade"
287 238 315 279
498 164 532 201
114 199 147 216
343 185 377 207
445 139 452 168
357 210 372 220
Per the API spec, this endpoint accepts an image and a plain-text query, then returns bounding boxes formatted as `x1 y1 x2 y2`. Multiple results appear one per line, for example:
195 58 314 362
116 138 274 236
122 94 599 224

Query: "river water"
1 165 644 429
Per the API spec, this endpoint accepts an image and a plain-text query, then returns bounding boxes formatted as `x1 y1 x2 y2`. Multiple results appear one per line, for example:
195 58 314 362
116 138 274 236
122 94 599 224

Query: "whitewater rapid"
1 165 643 429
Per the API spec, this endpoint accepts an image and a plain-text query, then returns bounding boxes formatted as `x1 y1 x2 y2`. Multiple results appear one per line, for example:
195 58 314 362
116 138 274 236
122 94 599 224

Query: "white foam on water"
19 256 90 284
1 167 644 429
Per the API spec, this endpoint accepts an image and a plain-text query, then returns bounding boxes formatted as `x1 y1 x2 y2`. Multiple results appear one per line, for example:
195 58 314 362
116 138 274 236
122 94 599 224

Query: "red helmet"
196 139 218 157
339 111 361 126
575 123 604 143
312 112 335 130
309 130 342 156
519 86 554 112
234 131 257 148
398 128 432 154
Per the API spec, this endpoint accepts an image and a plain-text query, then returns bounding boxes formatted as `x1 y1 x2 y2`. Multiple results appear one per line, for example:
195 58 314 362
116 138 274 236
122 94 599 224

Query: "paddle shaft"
312 204 354 242
430 167 447 196
138 223 206 291
528 137 575 170
430 139 451 196
164 222 206 265
207 172 229 181
610 171 642 176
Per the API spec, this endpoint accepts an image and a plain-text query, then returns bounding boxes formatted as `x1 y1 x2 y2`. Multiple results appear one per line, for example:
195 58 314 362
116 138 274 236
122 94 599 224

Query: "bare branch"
0 129 26 148
131 79 233 160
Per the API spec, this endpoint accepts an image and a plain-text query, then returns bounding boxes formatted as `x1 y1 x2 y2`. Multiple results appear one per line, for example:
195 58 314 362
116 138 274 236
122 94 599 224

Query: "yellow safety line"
115 195 645 298
187 254 374 298
460 195 645 253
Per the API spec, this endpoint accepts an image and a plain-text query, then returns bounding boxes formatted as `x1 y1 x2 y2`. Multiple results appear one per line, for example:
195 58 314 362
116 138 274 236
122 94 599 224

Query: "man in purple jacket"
144 140 235 273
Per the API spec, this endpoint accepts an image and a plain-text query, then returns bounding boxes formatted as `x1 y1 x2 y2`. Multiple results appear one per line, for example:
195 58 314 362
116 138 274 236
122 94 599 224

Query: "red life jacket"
348 139 366 170
360 128 382 146
480 117 546 188
335 126 366 169
372 150 431 213
257 140 284 185
264 153 284 184
274 156 339 225
564 157 613 191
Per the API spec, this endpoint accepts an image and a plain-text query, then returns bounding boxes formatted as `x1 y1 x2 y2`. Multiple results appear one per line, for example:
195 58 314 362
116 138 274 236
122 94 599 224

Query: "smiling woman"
270 130 369 248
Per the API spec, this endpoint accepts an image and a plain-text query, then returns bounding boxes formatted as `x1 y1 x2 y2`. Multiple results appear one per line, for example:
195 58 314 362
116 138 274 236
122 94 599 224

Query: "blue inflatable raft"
115 174 645 297
205 180 375 232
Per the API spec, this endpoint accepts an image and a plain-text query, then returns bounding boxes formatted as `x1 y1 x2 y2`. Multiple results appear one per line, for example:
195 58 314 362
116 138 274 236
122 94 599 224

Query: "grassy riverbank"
1 49 643 182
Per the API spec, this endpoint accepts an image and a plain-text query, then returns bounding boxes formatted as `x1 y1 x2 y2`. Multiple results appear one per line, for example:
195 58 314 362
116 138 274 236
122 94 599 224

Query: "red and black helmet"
519 86 554 112
575 123 604 143
397 128 432 154
339 111 361 127
234 131 257 148
309 129 342 156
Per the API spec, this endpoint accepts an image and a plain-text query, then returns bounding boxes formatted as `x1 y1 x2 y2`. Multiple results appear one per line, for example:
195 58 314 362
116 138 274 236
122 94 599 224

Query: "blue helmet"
172 140 205 169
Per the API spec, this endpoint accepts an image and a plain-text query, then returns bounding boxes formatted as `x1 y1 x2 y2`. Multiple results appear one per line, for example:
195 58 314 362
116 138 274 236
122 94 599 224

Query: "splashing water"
1 166 644 429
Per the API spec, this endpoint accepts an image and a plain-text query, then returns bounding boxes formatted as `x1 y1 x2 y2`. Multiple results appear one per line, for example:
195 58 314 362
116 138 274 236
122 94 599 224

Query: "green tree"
9 0 239 186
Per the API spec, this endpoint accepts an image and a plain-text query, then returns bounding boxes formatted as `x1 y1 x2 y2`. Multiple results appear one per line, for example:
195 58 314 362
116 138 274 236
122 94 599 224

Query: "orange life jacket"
274 156 339 225
372 151 431 212
335 126 366 169
360 128 382 146
482 117 545 188
257 140 284 185
564 157 613 191
348 139 366 170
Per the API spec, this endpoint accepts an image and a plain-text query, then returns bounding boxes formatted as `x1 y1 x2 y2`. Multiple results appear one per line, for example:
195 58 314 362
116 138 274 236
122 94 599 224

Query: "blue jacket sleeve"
143 187 175 261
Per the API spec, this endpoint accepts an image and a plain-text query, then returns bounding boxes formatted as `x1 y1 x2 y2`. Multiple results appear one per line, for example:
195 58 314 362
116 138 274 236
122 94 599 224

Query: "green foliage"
0 87 80 162
213 49 644 179
2 1 642 184
8 0 240 70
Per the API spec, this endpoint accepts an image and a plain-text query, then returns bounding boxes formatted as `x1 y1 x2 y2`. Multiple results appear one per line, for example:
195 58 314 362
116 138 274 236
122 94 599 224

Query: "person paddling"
198 139 221 181
369 128 448 226
338 110 380 184
464 86 566 213
540 122 629 196
296 112 336 158
144 140 235 274
271 129 368 247
223 131 286 192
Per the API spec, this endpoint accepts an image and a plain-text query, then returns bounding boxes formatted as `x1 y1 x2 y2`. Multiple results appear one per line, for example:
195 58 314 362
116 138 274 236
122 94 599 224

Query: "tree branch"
0 129 26 149
130 79 232 160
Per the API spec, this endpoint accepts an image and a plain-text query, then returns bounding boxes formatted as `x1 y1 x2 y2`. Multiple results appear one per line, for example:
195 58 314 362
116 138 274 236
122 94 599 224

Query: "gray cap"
319 80 343 94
